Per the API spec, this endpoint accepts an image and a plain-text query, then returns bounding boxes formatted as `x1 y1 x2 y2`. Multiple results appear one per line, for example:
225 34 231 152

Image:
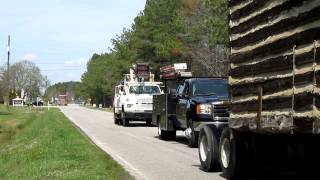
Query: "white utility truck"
113 63 162 126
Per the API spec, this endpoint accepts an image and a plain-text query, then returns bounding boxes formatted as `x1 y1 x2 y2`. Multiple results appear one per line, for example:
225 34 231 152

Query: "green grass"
0 106 133 180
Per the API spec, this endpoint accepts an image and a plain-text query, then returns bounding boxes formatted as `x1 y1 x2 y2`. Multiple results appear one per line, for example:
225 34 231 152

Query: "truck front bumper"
124 112 152 121
193 116 229 133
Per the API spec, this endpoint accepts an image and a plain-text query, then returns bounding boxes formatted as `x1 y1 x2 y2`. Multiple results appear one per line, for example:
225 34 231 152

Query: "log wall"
229 0 320 134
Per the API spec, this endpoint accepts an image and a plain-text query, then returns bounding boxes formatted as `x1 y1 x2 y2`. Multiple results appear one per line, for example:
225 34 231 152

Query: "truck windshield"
129 85 160 94
191 79 228 97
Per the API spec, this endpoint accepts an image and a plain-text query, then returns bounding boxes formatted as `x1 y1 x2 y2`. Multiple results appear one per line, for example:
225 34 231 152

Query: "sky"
0 0 146 84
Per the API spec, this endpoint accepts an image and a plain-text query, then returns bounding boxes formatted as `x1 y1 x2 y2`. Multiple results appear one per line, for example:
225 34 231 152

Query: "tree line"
0 60 49 104
44 81 82 103
75 0 229 107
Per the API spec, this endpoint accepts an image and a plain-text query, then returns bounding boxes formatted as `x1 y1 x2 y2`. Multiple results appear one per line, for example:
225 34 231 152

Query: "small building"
12 97 24 107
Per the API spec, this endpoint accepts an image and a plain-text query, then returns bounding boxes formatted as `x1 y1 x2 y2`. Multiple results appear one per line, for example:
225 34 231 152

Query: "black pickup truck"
152 77 229 147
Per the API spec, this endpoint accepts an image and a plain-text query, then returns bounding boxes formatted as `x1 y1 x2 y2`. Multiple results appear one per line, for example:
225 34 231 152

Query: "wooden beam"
231 72 315 96
231 1 320 45
256 87 263 130
231 27 320 64
230 0 270 22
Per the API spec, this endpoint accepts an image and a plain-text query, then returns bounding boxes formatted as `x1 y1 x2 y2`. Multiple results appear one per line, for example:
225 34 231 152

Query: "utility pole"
6 35 10 110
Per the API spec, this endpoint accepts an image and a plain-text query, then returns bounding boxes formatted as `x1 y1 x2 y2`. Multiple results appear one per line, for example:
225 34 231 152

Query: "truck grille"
213 104 229 118
137 98 153 104
137 104 152 110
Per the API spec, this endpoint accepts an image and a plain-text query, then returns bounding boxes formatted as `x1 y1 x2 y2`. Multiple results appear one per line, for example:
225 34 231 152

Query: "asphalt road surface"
60 105 224 180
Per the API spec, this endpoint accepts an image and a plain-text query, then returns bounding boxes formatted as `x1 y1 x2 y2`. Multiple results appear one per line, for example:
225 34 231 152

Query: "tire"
121 110 129 127
219 128 249 179
114 113 118 125
198 125 220 172
158 121 176 140
113 108 119 125
187 119 198 148
146 120 152 126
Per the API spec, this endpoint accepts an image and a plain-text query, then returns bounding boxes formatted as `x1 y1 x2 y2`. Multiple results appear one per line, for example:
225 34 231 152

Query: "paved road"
60 105 224 180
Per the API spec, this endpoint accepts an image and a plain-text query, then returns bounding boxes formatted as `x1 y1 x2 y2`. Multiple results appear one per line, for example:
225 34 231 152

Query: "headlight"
196 104 212 115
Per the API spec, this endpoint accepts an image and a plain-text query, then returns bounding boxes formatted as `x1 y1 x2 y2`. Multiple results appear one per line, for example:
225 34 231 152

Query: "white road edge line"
60 107 149 180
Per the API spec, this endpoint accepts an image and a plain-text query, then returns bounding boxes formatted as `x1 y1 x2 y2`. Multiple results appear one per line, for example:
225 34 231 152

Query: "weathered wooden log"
230 47 319 78
231 27 320 64
230 0 270 23
231 72 315 96
229 0 248 9
230 54 293 77
230 114 320 134
231 1 320 46
231 92 316 113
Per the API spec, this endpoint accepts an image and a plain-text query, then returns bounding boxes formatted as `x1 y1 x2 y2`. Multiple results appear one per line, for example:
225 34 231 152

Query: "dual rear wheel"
198 126 250 179
198 125 220 172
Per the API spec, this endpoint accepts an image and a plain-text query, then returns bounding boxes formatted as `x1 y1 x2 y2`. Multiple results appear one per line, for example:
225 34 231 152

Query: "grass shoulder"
0 105 132 180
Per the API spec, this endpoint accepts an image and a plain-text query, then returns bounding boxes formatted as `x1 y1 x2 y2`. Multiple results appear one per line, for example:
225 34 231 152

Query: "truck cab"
113 63 163 126
175 78 229 147
176 78 228 127
153 75 229 147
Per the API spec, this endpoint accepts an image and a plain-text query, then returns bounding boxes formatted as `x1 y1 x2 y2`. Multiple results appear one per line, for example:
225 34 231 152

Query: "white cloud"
22 53 38 61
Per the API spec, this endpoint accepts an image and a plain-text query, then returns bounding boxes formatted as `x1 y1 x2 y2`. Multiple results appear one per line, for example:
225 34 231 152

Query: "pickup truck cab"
153 77 229 147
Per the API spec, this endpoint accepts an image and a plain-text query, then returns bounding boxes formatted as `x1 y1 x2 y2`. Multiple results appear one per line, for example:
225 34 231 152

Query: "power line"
41 68 85 71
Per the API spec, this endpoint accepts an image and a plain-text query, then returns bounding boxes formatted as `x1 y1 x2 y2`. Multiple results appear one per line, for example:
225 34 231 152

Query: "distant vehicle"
58 95 68 106
32 100 43 106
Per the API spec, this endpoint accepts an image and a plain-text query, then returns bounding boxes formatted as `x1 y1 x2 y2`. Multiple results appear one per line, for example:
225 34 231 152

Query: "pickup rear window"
129 85 160 94
191 79 228 97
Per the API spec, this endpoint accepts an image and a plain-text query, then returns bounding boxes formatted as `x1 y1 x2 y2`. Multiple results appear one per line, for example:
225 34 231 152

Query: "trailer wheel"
121 110 129 127
158 121 176 140
187 119 198 148
220 128 248 179
198 125 220 172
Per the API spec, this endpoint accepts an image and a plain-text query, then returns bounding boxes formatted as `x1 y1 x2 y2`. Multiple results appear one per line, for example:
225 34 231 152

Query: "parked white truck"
113 63 162 126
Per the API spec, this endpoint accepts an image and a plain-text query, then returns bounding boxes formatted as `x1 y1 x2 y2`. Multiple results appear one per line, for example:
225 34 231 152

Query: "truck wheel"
113 108 119 125
219 128 248 179
114 113 118 125
121 111 129 127
158 121 176 140
198 125 220 172
187 119 198 148
146 120 152 126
